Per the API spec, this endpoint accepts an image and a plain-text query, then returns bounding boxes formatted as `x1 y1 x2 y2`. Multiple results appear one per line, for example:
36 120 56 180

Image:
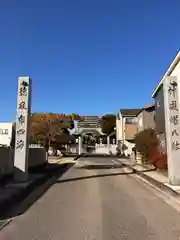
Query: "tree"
11 113 74 153
30 113 74 147
135 128 159 164
71 113 81 120
100 114 116 135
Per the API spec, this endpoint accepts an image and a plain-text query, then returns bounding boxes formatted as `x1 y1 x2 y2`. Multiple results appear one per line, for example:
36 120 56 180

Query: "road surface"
1 157 180 239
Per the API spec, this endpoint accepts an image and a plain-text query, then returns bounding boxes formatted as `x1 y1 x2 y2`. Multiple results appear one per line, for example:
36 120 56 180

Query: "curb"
74 154 82 160
0 219 12 231
123 164 180 197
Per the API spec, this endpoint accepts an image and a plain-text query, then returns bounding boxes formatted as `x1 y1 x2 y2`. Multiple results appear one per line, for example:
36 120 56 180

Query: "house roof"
137 105 155 116
120 109 141 117
152 51 180 98
144 104 155 109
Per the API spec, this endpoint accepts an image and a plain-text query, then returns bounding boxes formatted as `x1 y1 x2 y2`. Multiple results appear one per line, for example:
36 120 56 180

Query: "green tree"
100 114 116 135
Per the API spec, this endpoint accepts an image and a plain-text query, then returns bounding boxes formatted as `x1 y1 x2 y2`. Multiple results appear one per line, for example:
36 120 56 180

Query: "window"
138 118 143 127
125 118 138 124
156 100 160 108
0 129 8 135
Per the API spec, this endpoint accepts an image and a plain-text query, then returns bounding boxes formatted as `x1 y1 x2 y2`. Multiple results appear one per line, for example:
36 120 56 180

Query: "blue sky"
0 0 180 121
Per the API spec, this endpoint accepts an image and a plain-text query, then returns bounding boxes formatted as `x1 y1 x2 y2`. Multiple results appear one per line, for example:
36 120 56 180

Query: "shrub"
135 128 159 164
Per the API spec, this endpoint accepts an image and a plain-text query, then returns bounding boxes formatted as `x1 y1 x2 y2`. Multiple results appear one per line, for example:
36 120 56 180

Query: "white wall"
95 144 117 155
169 59 180 77
0 122 13 146
137 111 144 132
116 114 123 141
116 119 121 140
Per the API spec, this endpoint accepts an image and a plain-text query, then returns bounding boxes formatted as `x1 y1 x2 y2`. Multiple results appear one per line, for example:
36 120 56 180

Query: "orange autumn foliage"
29 113 75 145
11 113 81 147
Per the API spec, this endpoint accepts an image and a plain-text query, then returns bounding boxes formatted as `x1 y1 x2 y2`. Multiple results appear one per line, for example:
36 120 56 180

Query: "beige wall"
143 109 155 129
124 123 138 140
116 114 139 141
137 109 155 132
137 111 144 132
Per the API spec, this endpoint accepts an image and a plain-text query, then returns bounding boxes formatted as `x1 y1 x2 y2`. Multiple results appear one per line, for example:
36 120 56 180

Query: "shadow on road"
78 153 130 159
56 170 134 184
0 163 74 222
76 164 125 170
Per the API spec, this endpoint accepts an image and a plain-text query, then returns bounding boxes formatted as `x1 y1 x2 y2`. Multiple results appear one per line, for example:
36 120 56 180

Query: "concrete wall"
137 111 144 132
0 146 47 178
143 108 155 129
137 109 155 132
28 146 47 168
116 118 123 141
154 85 165 133
0 147 14 177
154 59 180 133
117 115 138 141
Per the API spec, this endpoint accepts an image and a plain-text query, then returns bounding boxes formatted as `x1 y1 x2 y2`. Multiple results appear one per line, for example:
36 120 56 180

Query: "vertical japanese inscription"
168 80 180 151
16 81 29 150
14 77 31 180
164 76 180 185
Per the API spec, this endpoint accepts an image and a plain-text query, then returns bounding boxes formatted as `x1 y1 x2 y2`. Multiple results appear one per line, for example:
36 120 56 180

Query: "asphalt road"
1 157 180 239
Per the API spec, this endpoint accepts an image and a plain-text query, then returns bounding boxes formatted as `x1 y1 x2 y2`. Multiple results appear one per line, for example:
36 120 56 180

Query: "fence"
60 143 118 155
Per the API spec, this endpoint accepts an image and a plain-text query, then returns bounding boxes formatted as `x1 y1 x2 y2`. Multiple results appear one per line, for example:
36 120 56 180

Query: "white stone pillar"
14 77 32 182
122 117 126 144
107 136 110 149
116 118 119 143
78 136 82 155
164 76 180 185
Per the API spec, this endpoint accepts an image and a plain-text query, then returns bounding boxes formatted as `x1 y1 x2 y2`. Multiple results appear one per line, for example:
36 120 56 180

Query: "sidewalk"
0 161 72 229
120 158 180 197
48 156 76 165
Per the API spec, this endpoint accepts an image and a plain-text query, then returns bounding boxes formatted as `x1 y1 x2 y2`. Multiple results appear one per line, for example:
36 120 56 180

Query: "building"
116 109 141 142
0 122 13 146
77 116 100 128
136 105 155 132
152 51 180 134
75 116 104 136
116 109 141 155
152 51 180 153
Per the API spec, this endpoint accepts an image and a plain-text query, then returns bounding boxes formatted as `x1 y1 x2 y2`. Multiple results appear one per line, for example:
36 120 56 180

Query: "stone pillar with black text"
164 76 180 185
14 77 32 182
